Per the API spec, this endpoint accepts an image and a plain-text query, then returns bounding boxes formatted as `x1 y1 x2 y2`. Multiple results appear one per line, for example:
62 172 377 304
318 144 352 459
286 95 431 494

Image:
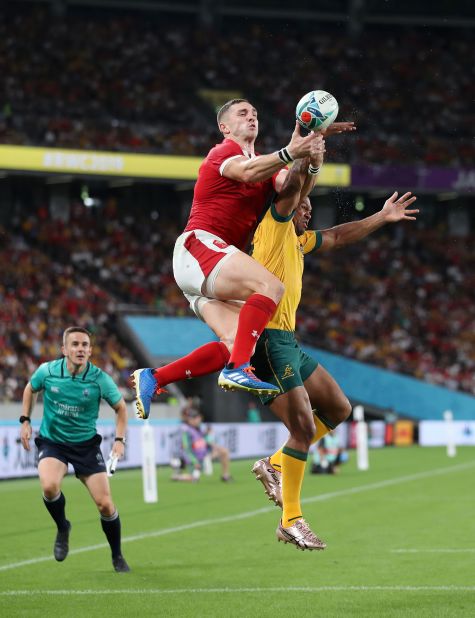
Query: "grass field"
1 446 474 617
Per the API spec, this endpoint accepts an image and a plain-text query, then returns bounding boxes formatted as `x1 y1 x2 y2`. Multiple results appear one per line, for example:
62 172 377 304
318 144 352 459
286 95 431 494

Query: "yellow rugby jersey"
251 204 322 331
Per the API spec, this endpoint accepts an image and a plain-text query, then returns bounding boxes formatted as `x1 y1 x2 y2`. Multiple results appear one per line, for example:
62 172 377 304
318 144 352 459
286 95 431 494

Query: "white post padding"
141 421 158 503
354 405 369 471
443 410 457 458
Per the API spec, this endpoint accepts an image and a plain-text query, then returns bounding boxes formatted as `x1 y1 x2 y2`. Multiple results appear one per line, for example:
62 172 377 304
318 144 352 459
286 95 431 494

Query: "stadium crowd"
0 5 474 166
5 199 473 400
0 223 136 402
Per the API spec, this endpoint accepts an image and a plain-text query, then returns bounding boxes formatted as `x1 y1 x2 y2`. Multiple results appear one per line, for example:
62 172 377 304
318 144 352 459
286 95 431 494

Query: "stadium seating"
0 5 473 166
5 199 473 400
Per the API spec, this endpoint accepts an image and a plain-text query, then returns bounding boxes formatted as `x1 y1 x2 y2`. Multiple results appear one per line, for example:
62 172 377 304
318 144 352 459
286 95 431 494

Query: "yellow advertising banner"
394 420 415 446
0 145 350 185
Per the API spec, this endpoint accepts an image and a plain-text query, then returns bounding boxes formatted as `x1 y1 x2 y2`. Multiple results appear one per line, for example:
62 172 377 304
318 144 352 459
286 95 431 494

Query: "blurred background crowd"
1 4 474 166
2 193 473 401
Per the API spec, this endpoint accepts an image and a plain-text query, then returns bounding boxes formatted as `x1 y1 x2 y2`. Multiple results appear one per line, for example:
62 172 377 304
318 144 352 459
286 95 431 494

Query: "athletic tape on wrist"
278 147 293 164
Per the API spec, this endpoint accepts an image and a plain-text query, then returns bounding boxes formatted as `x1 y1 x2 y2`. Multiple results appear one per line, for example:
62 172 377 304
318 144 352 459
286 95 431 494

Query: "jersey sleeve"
206 140 244 176
299 230 323 255
97 371 123 407
30 362 50 392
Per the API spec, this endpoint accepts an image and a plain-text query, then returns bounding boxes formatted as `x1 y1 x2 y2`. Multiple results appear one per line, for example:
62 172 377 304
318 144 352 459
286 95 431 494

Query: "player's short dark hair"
216 99 250 126
62 326 92 345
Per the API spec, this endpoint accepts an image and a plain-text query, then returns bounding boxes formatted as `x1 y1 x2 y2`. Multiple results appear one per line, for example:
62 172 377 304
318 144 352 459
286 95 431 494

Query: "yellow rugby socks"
310 412 334 445
281 447 307 527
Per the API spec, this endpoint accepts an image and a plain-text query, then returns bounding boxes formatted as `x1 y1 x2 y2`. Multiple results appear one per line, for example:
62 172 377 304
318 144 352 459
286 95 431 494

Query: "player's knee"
220 337 234 354
96 496 115 516
254 274 284 303
269 278 285 303
42 484 61 500
291 413 316 447
335 397 352 424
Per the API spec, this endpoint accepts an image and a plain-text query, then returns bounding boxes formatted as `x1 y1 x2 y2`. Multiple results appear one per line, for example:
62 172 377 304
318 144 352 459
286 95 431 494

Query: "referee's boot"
54 521 71 562
218 363 280 396
131 368 167 419
112 554 131 573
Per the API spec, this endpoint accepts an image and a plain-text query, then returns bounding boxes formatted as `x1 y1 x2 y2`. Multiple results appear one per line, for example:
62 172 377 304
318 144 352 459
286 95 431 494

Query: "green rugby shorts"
251 329 318 405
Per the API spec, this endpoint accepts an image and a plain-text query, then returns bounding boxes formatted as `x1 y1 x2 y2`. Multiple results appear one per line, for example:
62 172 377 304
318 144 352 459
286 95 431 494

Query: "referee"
20 326 130 573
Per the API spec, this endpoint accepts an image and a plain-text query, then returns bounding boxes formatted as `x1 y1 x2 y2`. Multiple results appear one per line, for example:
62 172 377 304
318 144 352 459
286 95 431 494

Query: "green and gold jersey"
30 358 122 444
251 204 322 331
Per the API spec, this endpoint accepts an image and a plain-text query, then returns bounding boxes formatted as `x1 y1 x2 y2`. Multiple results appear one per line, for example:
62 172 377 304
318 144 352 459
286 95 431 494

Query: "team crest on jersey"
281 364 295 380
83 389 90 398
51 386 60 393
213 239 228 249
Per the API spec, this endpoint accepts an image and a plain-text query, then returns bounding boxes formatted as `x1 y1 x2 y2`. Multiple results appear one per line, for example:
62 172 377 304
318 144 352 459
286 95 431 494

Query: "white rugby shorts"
173 229 240 315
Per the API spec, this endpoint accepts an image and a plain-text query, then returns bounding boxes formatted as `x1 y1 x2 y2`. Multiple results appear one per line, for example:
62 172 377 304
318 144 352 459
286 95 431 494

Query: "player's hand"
320 122 356 137
382 191 419 222
20 422 32 451
309 134 325 168
111 440 125 460
286 121 322 160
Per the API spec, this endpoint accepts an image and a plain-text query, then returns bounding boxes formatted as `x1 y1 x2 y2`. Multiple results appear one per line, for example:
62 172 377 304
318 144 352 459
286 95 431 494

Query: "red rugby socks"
153 341 230 385
228 293 277 368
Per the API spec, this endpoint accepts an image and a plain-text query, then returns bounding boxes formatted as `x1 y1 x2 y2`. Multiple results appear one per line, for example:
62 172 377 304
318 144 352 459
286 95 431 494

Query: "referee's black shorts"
35 434 106 477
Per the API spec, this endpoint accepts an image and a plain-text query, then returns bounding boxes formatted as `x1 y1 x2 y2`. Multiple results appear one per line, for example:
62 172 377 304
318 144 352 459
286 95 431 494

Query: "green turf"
1 446 474 617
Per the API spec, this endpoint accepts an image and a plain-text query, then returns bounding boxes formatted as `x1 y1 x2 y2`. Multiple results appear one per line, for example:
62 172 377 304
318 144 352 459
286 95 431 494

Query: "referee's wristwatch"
19 416 31 424
114 437 126 444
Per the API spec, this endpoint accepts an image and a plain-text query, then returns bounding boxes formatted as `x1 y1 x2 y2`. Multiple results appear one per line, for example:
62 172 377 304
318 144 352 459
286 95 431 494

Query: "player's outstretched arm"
20 382 37 451
299 133 326 200
318 191 418 251
320 122 356 137
111 398 127 459
223 122 321 184
274 158 310 218
299 122 355 200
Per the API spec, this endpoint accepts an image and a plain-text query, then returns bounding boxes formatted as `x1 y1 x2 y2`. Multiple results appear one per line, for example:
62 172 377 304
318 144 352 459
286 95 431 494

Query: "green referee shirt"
30 358 123 444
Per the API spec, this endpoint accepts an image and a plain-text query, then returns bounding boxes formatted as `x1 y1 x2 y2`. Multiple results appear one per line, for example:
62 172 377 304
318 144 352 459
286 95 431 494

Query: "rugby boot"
252 457 282 507
112 554 131 573
131 368 166 419
54 520 71 562
218 364 280 396
276 518 326 551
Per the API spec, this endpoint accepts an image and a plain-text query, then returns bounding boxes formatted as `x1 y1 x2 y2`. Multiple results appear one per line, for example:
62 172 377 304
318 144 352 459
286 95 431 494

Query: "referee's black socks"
100 511 122 558
43 492 69 531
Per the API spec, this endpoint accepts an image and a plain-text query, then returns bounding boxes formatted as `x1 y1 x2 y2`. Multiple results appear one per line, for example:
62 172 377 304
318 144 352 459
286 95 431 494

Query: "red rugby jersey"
184 139 277 251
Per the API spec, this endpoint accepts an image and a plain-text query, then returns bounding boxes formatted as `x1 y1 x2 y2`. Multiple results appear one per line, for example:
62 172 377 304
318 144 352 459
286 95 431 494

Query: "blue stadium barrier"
125 316 475 421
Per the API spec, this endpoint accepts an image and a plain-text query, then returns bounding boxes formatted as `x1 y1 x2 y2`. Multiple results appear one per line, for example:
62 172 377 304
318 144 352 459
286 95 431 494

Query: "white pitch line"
1 459 473 574
392 549 475 554
1 586 475 596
